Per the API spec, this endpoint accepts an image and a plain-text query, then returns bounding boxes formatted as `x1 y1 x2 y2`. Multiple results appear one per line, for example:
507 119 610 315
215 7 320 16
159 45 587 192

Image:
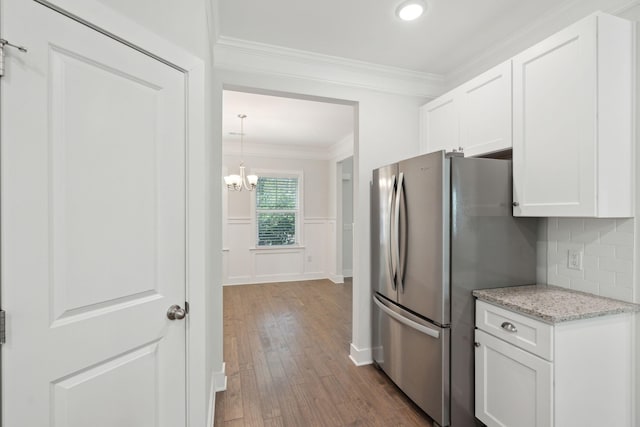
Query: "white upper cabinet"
419 90 459 154
512 13 634 217
459 60 512 157
419 60 512 157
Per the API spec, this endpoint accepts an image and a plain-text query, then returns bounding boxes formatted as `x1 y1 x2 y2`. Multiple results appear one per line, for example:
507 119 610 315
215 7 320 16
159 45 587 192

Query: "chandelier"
224 114 258 191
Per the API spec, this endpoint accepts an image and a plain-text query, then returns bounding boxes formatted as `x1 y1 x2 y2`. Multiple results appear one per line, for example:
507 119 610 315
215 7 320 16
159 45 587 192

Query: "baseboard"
349 343 373 366
224 273 326 286
328 274 344 284
207 363 227 427
206 370 216 427
214 362 227 391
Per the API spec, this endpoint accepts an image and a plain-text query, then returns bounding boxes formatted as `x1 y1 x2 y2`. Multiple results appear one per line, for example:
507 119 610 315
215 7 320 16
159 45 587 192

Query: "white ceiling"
218 0 569 75
222 90 354 149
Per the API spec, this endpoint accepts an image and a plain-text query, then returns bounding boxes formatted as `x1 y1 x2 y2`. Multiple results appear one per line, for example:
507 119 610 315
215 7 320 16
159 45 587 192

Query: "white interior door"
1 1 187 426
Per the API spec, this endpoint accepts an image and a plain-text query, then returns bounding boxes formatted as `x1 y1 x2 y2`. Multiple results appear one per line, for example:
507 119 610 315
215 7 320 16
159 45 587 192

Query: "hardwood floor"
214 279 436 427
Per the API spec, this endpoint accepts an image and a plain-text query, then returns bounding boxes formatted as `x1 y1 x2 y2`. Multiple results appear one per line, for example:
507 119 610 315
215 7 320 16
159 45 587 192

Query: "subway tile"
583 218 616 233
600 231 633 247
598 284 634 303
582 255 598 270
599 257 633 274
558 218 584 232
547 271 571 288
615 245 633 261
557 265 585 279
615 218 634 234
570 228 599 244
584 268 615 286
548 226 570 242
547 217 559 230
615 272 633 289
584 243 616 257
570 278 599 295
547 246 562 265
557 242 583 254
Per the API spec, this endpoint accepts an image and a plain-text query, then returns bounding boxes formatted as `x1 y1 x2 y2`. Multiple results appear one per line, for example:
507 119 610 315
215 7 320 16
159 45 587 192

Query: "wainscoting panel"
254 249 304 277
223 217 338 285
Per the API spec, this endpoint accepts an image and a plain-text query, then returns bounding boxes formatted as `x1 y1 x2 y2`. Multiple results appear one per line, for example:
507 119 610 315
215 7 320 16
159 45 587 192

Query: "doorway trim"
20 1 209 425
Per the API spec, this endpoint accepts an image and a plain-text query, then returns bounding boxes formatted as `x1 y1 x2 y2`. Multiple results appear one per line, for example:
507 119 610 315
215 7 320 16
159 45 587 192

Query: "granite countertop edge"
472 284 640 324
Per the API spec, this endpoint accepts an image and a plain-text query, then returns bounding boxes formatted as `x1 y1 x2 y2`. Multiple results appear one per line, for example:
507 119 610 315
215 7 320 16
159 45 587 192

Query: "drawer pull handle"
501 322 518 333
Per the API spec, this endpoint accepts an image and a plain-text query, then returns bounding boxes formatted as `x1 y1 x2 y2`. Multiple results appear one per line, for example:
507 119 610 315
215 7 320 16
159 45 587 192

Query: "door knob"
167 304 186 320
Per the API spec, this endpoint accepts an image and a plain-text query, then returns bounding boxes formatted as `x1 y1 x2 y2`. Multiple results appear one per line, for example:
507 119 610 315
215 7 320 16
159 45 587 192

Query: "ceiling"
222 91 354 149
218 0 570 75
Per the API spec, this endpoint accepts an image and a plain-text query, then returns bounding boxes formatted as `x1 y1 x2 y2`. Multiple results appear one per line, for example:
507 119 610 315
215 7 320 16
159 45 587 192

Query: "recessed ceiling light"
396 0 426 21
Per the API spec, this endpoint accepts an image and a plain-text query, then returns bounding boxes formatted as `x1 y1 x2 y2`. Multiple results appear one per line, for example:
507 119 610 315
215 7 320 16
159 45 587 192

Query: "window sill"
249 245 305 251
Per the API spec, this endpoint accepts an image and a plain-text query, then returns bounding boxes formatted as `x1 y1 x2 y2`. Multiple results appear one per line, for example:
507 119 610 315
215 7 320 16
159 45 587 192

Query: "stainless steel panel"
371 163 399 302
449 157 537 427
373 294 450 427
396 151 450 325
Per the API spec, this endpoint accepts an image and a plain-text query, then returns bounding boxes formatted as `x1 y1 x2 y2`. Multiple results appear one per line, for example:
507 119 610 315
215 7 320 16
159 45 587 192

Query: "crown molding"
213 36 445 98
223 140 336 160
328 133 354 162
445 0 639 88
608 0 640 15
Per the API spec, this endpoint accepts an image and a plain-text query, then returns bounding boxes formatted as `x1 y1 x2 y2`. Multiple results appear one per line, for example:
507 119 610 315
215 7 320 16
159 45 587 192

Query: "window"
255 176 299 246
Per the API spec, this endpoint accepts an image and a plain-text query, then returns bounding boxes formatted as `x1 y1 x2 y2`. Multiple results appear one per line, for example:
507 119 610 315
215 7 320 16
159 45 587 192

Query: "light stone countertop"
473 284 640 324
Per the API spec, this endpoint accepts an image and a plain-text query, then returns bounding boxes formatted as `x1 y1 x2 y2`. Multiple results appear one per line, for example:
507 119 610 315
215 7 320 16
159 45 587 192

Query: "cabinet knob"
512 202 519 207
474 342 480 348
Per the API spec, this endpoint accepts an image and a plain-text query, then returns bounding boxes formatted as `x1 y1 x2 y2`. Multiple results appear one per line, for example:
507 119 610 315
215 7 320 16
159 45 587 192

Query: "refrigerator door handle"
397 172 407 291
374 295 440 339
388 174 397 289
393 172 404 291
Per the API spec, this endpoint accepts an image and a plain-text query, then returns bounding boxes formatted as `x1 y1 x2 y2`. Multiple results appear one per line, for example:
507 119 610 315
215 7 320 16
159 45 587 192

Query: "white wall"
213 67 427 364
93 0 223 423
222 153 333 284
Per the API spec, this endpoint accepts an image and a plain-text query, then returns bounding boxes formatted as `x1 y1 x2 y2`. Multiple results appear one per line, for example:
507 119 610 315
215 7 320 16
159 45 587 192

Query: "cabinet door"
475 330 552 427
459 61 512 157
512 16 597 216
420 91 459 154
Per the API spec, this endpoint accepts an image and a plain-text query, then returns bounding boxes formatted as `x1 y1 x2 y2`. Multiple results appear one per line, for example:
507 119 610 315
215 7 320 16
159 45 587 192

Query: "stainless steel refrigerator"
371 150 537 427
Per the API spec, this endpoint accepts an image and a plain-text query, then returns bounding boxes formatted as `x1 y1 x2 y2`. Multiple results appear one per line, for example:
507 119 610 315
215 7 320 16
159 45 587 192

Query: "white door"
1 1 187 426
475 330 553 427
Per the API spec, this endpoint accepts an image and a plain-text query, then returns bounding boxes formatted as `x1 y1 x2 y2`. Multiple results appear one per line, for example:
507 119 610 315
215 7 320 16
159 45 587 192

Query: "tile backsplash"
543 217 635 303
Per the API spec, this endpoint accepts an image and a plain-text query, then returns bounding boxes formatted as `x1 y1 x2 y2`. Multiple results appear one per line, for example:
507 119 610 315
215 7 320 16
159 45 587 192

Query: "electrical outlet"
567 249 583 271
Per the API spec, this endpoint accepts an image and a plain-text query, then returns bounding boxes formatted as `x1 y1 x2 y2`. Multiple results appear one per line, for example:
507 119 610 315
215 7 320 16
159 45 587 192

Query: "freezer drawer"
373 295 450 426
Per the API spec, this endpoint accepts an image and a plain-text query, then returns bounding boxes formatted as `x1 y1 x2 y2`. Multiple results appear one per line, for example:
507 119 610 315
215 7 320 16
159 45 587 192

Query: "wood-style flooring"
214 279 436 427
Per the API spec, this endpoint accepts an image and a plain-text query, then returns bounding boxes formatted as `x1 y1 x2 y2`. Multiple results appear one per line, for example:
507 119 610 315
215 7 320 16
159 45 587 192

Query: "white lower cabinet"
475 330 552 427
475 300 634 427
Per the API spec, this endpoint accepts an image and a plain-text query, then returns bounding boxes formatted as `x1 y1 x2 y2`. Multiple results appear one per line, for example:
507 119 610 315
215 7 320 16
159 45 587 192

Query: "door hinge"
0 38 28 78
0 310 6 345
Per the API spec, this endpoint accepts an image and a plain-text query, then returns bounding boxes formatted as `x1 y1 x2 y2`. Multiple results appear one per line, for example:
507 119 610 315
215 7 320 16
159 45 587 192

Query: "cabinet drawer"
476 300 553 360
